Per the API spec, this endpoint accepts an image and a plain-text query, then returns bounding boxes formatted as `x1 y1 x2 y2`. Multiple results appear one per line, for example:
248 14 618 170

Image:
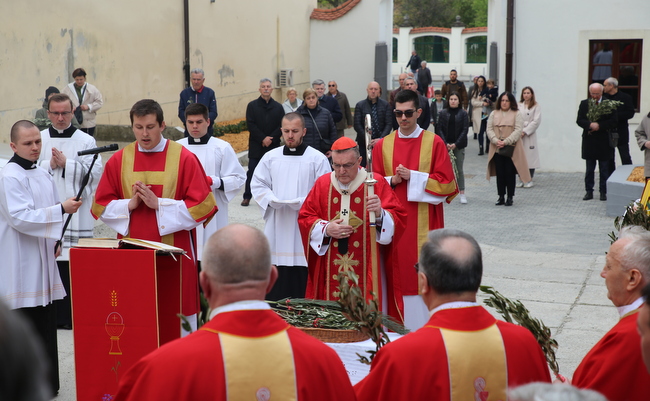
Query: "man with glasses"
251 112 331 300
299 137 406 323
372 89 458 331
38 93 103 331
312 79 342 123
355 229 551 400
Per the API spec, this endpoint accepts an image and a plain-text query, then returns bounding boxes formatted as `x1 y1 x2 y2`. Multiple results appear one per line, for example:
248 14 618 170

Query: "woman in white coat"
517 87 541 187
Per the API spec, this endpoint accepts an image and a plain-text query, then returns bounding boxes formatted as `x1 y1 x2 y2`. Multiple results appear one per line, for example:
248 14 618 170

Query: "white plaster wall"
488 0 650 172
310 0 393 107
0 0 314 142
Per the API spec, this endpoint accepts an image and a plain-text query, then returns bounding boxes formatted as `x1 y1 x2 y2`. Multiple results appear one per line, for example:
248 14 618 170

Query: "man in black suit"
576 83 618 201
604 77 636 168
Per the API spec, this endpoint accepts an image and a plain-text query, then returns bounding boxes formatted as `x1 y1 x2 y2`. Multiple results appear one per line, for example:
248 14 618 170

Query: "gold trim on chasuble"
201 327 297 401
121 142 181 245
327 172 372 300
436 323 508 401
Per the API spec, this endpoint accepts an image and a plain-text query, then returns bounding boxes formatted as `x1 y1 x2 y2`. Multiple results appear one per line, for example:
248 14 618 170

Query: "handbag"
426 86 434 99
497 145 515 158
74 84 87 124
607 129 619 148
307 109 332 153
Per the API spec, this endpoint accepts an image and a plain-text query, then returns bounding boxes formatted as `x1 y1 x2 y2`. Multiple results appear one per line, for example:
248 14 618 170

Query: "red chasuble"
372 130 457 295
572 310 650 401
354 306 551 401
114 309 356 401
92 141 217 315
298 171 406 323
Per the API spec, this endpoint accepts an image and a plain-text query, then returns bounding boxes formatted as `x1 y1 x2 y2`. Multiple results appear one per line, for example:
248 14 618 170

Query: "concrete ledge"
606 164 644 216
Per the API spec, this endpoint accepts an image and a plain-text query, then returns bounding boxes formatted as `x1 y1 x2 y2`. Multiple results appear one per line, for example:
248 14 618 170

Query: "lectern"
70 248 183 400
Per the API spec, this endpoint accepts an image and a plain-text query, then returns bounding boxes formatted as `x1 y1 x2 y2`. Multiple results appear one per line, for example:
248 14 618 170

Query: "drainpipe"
183 0 190 88
505 0 514 92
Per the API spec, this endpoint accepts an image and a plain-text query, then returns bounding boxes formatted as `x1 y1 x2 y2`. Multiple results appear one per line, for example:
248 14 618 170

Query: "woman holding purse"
486 92 530 206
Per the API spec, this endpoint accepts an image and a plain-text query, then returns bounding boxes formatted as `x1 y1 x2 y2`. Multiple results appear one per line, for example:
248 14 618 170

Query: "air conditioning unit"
278 69 293 87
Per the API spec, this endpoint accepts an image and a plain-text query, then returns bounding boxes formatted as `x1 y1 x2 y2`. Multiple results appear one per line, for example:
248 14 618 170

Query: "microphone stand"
54 153 100 254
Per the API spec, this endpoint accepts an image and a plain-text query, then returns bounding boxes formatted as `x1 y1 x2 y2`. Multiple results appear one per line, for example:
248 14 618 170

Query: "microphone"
77 144 119 156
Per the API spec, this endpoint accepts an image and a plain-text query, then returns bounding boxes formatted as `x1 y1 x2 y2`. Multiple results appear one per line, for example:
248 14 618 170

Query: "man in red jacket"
572 226 650 400
115 224 356 401
355 228 550 401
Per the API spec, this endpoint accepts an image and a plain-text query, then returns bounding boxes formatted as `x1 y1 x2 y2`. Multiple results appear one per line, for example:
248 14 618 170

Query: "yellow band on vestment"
200 328 298 401
381 133 396 176
120 141 181 199
437 323 508 401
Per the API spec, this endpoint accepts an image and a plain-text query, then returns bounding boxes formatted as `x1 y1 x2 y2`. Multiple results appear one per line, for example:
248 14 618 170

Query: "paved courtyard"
47 129 627 399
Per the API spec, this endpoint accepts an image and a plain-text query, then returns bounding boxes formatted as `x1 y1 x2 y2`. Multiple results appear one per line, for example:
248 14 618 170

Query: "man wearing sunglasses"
372 89 458 331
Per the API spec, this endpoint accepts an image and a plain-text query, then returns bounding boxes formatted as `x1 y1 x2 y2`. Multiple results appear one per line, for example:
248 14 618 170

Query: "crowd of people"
1 63 649 401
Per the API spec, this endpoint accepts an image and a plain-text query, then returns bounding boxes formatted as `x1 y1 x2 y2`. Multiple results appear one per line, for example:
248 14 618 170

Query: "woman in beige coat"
517 86 542 187
634 110 650 178
486 92 530 206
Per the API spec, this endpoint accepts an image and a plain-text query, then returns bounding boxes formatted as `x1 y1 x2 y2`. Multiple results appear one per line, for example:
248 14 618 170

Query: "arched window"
466 36 487 63
414 36 449 63
392 37 398 63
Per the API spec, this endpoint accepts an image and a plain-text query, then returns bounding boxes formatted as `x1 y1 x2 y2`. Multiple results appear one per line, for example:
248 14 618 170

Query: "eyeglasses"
394 109 416 118
48 111 72 117
414 263 419 272
328 84 336 87
332 162 357 170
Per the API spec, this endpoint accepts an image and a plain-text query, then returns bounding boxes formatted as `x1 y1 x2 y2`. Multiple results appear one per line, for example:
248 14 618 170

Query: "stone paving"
48 128 627 400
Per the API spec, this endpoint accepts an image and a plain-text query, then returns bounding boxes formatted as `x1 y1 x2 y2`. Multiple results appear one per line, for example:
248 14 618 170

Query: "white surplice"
178 136 245 259
251 145 331 266
0 162 65 309
39 127 103 259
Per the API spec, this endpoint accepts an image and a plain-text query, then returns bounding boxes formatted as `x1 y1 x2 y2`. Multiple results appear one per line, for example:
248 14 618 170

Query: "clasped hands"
390 164 411 186
325 194 382 239
50 147 67 169
128 181 159 211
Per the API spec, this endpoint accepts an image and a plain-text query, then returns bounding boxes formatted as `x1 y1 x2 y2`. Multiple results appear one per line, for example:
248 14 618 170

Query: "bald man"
116 224 356 400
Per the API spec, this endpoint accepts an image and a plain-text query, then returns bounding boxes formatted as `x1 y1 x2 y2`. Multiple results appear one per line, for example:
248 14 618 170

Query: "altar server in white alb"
177 103 246 259
252 112 331 300
38 93 103 329
0 120 82 397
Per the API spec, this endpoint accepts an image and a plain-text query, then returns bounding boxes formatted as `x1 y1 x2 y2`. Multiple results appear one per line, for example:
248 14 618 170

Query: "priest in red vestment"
299 137 406 322
572 226 650 400
355 229 550 401
372 89 457 330
115 224 356 401
92 99 217 320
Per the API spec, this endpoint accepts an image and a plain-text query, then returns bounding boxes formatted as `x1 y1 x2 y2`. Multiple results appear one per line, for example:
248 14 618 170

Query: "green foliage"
609 200 650 243
317 0 345 8
212 121 246 137
395 0 488 28
480 286 560 376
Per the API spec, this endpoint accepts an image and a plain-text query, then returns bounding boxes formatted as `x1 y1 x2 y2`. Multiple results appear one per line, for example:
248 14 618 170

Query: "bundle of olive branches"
586 98 622 122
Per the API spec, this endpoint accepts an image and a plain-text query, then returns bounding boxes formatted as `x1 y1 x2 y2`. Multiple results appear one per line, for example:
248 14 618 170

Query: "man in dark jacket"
604 77 636 168
576 83 618 201
178 68 218 137
406 51 422 77
242 78 284 206
440 69 468 110
354 81 393 166
312 79 342 123
417 61 432 96
328 81 353 138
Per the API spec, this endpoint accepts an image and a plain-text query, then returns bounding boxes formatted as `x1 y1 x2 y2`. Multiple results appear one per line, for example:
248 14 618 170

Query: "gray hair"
260 78 272 85
190 68 205 77
312 79 325 87
605 77 619 87
618 226 650 281
419 228 482 294
509 383 608 401
420 61 427 67
202 224 271 284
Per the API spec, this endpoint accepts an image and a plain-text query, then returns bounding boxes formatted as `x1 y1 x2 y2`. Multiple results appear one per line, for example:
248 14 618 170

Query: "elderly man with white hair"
572 225 650 400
